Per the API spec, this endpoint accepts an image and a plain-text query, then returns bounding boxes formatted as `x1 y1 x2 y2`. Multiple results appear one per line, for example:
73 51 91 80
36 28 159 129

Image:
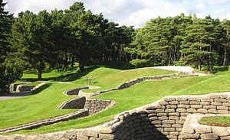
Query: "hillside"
0 67 173 130
0 66 228 134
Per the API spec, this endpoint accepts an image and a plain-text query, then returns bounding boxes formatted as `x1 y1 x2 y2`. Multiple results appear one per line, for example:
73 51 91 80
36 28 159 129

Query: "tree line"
10 2 134 78
0 1 229 93
0 1 134 93
127 14 230 71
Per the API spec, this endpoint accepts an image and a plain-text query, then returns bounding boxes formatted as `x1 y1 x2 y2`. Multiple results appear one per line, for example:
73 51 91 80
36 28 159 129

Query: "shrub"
129 59 152 68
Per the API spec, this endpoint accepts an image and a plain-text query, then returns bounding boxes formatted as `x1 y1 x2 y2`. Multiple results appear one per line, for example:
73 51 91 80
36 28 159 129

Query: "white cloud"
196 3 205 12
4 0 76 15
210 9 230 20
3 0 230 28
126 9 154 27
208 0 230 5
124 0 186 27
82 0 187 28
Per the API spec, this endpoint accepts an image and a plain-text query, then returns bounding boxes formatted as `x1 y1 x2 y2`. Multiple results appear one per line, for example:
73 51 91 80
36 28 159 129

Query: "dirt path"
0 96 23 101
153 66 208 76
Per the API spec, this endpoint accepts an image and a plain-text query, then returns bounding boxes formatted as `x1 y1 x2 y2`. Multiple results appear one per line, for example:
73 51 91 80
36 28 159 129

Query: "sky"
3 0 230 28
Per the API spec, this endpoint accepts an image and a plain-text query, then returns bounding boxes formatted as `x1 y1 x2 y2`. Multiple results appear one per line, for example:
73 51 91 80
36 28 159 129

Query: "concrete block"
197 108 208 114
176 108 187 113
190 105 202 109
200 133 219 140
163 128 176 132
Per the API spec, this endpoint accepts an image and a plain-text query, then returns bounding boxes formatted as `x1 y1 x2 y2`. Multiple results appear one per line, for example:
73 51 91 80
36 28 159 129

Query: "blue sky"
4 0 230 28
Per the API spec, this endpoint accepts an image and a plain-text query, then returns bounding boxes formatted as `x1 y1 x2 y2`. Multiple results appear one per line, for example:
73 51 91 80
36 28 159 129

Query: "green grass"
14 77 214 134
21 82 42 87
2 66 230 134
18 69 230 134
14 81 41 86
0 83 78 129
22 69 80 81
83 67 175 92
23 70 67 79
0 67 172 130
175 70 230 95
200 116 230 127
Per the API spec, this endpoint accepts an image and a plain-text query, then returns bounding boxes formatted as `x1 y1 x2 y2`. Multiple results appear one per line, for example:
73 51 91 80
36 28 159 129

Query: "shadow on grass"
30 83 51 95
98 61 134 70
1 83 51 97
213 66 229 74
21 66 99 82
21 61 149 82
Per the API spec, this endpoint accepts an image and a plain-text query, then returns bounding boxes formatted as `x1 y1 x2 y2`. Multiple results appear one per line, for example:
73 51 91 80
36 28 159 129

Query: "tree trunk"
79 48 87 72
71 56 75 68
198 64 201 71
79 60 84 72
38 69 42 80
198 58 202 71
37 60 43 80
208 45 213 72
223 46 227 66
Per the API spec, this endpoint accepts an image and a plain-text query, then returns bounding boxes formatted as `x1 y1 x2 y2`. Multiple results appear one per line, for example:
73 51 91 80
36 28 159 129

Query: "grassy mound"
18 70 230 134
2 66 230 134
0 67 172 130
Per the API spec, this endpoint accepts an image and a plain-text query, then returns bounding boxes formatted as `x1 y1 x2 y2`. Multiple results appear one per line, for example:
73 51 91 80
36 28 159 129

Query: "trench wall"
1 92 229 140
181 114 230 140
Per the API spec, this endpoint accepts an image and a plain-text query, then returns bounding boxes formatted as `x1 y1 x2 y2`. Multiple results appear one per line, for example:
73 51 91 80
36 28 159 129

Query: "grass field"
0 66 173 130
1 66 230 134
15 68 230 134
22 69 78 80
82 67 176 92
0 83 77 129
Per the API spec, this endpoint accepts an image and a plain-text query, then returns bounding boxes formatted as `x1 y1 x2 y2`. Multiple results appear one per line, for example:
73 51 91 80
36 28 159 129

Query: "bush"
96 61 133 70
129 59 153 68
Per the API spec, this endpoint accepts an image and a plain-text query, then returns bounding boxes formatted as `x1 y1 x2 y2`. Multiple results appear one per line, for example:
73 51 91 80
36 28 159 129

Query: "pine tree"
180 17 216 71
0 0 23 93
222 20 230 66
0 0 12 63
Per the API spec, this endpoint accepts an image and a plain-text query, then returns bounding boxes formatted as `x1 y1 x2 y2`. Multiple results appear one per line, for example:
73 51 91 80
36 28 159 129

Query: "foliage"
3 1 230 91
0 0 23 93
9 2 134 80
129 14 230 70
129 59 152 68
222 20 230 66
128 14 193 66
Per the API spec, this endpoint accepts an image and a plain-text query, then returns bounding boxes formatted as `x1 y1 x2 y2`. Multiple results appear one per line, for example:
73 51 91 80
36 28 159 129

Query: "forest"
0 1 230 93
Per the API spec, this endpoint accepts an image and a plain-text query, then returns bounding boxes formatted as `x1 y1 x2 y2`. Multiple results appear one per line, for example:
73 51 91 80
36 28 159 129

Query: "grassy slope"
83 67 174 92
194 71 230 127
0 83 78 129
0 67 172 129
19 69 230 134
175 71 230 95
